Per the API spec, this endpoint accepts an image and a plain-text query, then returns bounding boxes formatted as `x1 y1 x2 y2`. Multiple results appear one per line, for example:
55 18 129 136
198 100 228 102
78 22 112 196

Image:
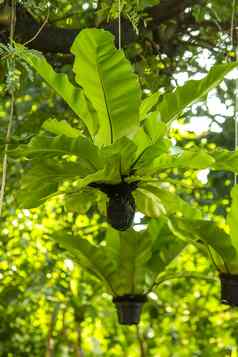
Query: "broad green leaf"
10 134 103 173
74 154 121 189
140 182 202 219
64 187 97 213
169 218 237 271
228 185 238 252
15 44 98 137
146 148 214 174
133 188 166 218
52 231 116 293
43 119 82 138
143 112 167 143
140 92 160 121
105 226 120 263
18 160 85 208
101 136 137 175
147 218 187 273
71 29 141 146
110 229 153 295
131 127 152 161
158 62 238 123
133 139 170 172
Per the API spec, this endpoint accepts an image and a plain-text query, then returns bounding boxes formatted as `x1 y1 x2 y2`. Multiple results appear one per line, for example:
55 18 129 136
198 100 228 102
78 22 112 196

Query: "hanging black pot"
219 273 238 306
113 294 147 325
90 181 138 231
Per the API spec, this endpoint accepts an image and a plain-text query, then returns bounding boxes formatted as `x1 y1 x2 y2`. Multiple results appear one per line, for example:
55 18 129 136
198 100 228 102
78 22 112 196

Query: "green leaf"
146 148 215 174
71 29 141 146
10 134 103 173
133 139 171 172
101 136 137 175
109 228 153 295
131 127 152 159
105 226 120 263
15 44 98 137
140 92 160 121
211 149 238 172
158 62 238 123
140 182 202 219
133 188 166 218
74 155 121 189
65 187 98 213
43 119 82 138
228 185 238 252
18 160 85 208
143 112 167 143
169 218 237 271
147 218 187 273
52 231 116 293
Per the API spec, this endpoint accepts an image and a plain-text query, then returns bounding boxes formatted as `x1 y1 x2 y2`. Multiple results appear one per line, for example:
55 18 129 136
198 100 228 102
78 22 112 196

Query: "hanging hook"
118 0 121 50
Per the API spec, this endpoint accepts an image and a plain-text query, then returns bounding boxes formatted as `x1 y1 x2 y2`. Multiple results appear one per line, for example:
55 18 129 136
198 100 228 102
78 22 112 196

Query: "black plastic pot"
220 273 238 306
113 295 147 325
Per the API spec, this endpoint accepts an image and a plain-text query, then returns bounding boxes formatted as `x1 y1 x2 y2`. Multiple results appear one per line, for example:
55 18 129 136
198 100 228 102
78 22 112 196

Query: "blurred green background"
1 0 238 355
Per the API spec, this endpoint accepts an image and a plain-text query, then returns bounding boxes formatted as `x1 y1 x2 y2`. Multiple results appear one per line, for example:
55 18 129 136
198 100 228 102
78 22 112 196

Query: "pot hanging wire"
0 0 16 216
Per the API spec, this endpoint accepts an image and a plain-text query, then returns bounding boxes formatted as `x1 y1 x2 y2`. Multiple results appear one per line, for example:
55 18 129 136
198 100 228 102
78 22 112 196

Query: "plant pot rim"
219 273 238 281
219 273 238 307
113 294 147 325
113 294 147 303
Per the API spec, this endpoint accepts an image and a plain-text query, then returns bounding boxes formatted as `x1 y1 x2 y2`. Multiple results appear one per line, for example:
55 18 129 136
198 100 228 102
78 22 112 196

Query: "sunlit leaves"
158 63 238 123
71 29 141 146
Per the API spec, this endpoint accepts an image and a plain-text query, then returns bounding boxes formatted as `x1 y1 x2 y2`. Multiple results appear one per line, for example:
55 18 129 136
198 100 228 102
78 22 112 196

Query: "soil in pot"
113 294 147 325
220 273 238 307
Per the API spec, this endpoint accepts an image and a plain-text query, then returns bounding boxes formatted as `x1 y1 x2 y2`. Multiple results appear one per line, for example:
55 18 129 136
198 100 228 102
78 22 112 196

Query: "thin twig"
230 0 236 45
0 0 16 216
136 325 146 357
23 9 49 46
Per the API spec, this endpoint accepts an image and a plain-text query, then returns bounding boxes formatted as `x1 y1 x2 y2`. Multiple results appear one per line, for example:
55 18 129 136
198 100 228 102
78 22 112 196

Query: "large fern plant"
166 185 238 306
52 216 187 324
13 28 238 230
169 185 238 275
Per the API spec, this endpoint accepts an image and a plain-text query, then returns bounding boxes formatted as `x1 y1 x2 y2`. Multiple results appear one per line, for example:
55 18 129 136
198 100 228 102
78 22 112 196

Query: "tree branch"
0 0 206 54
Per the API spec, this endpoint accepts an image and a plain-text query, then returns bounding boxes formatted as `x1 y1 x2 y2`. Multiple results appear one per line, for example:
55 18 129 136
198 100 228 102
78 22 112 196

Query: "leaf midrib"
96 48 114 144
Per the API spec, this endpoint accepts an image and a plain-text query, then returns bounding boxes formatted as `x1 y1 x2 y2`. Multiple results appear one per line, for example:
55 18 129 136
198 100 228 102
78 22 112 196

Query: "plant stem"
149 272 217 292
74 324 84 357
0 0 16 216
136 325 146 357
45 304 60 357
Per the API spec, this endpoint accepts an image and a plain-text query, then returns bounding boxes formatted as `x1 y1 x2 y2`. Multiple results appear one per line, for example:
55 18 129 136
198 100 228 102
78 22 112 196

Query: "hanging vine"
0 0 16 216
